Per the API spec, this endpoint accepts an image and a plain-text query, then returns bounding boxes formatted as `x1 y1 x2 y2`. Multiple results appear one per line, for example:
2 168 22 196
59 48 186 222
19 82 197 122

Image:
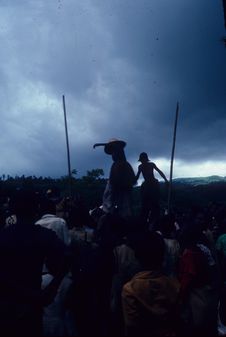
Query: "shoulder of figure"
34 224 63 243
148 162 156 168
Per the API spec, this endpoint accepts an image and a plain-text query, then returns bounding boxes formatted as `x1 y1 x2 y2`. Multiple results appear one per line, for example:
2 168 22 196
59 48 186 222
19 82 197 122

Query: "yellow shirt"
122 270 180 336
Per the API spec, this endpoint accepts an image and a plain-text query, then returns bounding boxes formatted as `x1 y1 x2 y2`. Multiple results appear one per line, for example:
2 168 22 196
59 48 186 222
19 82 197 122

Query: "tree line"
0 170 226 211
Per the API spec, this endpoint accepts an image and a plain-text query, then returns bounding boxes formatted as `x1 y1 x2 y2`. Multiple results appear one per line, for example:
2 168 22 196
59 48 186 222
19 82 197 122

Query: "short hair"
159 214 175 237
128 231 165 269
40 198 56 215
9 189 38 220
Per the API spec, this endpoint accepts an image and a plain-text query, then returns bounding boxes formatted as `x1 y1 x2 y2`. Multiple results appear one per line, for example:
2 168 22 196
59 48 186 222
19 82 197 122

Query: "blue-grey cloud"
0 0 225 179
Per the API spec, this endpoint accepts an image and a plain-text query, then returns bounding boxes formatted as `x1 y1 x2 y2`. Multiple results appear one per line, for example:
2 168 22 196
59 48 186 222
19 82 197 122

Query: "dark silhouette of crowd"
0 142 225 336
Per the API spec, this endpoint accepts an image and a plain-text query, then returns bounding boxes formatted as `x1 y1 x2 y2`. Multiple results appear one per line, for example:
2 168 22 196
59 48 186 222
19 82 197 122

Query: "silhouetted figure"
0 189 67 337
122 231 180 336
159 214 180 277
179 223 218 337
93 139 136 218
36 198 70 246
69 212 122 336
136 152 168 225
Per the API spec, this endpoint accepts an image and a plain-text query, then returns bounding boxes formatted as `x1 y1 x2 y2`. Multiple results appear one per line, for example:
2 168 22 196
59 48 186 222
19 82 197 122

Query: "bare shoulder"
150 162 156 168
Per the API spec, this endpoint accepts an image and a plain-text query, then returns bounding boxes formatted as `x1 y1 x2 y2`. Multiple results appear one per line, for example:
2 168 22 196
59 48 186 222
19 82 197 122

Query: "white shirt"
35 214 70 246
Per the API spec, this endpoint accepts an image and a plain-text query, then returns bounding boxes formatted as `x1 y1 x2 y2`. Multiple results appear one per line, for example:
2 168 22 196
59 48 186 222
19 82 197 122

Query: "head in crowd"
179 221 203 249
159 213 176 238
9 189 38 223
128 231 165 270
67 200 91 229
40 198 56 215
96 212 128 249
46 187 60 201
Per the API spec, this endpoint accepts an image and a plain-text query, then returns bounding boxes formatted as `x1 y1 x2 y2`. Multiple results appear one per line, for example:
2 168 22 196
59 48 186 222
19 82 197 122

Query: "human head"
138 152 149 163
179 222 202 249
9 189 38 223
93 138 126 155
40 198 56 215
159 214 176 238
128 231 165 270
104 139 126 155
96 213 127 249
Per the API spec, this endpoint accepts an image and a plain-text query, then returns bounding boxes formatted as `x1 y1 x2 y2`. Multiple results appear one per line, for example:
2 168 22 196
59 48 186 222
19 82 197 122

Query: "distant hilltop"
172 175 226 186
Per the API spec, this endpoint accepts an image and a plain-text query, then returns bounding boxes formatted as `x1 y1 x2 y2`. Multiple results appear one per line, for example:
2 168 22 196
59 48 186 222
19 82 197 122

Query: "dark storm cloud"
0 0 225 178
89 0 226 165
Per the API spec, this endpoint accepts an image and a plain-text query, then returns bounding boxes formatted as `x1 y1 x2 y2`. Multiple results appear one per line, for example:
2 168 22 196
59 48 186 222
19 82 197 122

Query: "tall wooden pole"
62 94 72 196
222 0 226 29
167 102 179 213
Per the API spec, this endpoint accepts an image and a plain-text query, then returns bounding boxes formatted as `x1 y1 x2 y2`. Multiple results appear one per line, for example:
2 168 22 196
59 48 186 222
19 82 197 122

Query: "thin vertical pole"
62 94 72 196
167 102 179 213
222 0 226 29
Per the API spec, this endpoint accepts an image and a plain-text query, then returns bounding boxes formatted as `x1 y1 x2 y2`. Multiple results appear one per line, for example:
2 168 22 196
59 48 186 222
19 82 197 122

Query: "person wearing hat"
136 152 168 225
93 139 136 218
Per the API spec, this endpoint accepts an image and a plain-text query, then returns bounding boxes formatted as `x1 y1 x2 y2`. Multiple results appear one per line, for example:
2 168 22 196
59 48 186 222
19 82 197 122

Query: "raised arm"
93 143 107 149
153 164 168 183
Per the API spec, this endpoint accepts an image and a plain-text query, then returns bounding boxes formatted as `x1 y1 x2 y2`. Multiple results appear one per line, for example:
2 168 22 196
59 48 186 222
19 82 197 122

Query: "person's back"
36 198 70 246
0 190 66 337
0 222 66 336
0 223 64 289
179 224 218 336
122 270 179 336
110 160 136 191
36 214 70 246
121 231 180 336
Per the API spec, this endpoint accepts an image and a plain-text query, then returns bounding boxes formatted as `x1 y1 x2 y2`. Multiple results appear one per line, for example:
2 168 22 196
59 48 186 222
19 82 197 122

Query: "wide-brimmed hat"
138 152 149 162
104 138 126 154
93 138 126 155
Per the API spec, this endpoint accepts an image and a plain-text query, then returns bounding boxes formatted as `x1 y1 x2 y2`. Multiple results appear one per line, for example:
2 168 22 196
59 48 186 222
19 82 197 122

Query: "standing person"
35 198 70 246
0 189 67 337
136 152 168 225
93 139 136 219
122 231 180 336
178 223 218 337
159 214 180 278
35 197 76 336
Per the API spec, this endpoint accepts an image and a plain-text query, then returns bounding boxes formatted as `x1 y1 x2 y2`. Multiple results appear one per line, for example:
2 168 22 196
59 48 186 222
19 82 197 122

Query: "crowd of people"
0 139 226 336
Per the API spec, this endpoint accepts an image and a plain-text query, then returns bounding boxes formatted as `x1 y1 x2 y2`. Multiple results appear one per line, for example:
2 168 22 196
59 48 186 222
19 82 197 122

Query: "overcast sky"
0 0 225 179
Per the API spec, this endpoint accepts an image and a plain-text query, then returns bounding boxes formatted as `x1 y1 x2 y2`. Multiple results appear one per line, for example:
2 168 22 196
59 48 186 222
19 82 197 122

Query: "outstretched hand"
93 143 106 149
